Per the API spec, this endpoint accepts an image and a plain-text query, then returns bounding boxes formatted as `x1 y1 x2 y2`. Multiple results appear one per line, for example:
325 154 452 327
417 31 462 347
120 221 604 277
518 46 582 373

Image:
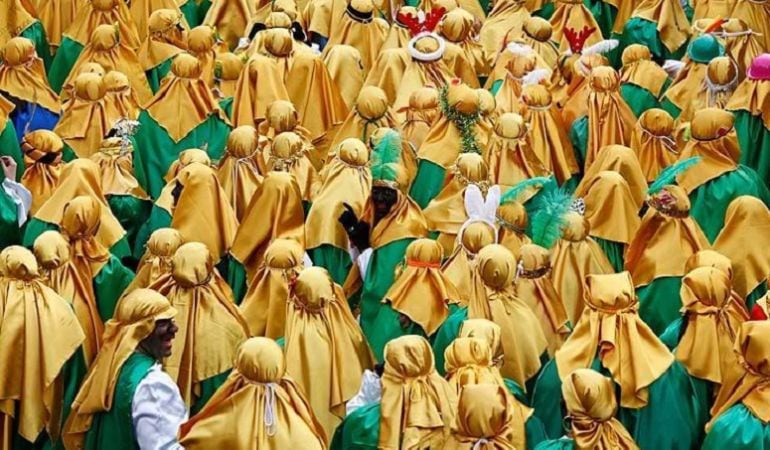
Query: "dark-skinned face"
372 186 397 221
138 319 179 360
171 181 184 206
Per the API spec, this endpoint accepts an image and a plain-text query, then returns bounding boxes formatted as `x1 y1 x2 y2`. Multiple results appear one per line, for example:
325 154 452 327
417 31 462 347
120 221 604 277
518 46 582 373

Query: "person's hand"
0 156 17 182
338 202 359 230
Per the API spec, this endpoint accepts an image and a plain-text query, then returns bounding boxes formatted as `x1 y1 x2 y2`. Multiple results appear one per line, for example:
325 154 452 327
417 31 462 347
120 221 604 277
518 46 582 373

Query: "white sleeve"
132 365 188 450
356 248 373 282
345 370 382 415
2 179 31 226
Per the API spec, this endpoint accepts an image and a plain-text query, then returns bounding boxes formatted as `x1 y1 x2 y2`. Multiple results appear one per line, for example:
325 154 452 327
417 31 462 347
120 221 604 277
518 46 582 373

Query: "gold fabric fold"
0 37 60 113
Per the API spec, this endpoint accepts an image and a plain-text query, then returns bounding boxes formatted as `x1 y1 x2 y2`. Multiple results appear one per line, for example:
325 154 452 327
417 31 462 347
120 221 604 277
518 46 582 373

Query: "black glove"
338 203 359 230
338 203 371 250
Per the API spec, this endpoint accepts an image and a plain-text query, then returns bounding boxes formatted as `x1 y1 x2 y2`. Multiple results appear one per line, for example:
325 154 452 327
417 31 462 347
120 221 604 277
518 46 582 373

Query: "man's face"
372 186 397 220
139 319 179 360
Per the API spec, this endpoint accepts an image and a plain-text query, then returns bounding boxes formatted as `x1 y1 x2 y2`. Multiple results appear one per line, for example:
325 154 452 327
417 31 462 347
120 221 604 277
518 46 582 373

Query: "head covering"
714 196 770 298
398 86 440 150
323 45 365 110
457 318 504 369
548 0 602 52
479 0 531 57
149 242 248 406
331 86 397 148
103 70 142 120
163 148 212 183
360 175 428 251
443 337 501 390
214 52 244 99
322 0 389 74
177 337 327 450
726 54 770 132
585 66 636 169
468 244 548 387
722 19 765 79
62 0 141 49
630 0 689 53
34 230 102 366
676 108 739 193
562 369 640 450
171 163 240 261
445 383 522 450
201 0 252 50
306 138 371 250
385 239 458 335
137 9 187 71
520 83 578 184
240 238 305 338
20 130 64 213
663 35 725 122
379 335 456 450
0 0 36 49
128 0 188 42
442 221 496 305
551 211 613 323
232 54 291 132
284 267 374 437
230 171 304 278
34 159 126 250
128 228 184 291
625 185 709 287
38 0 78 51
145 53 229 142
486 113 548 193
703 56 739 109
708 321 770 429
267 131 317 201
558 53 610 129
677 267 749 384
89 137 149 199
59 195 116 290
216 125 265 221
575 144 647 210
630 109 678 182
556 272 674 408
521 16 560 69
0 246 84 444
63 289 176 450
619 44 669 99
0 37 60 114
186 26 218 88
62 24 153 104
515 243 570 356
53 72 119 158
582 171 641 244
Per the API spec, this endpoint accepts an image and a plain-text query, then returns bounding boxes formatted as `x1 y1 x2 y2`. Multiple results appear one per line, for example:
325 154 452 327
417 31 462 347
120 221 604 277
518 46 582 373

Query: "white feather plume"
506 42 534 57
522 68 552 86
662 59 685 78
582 39 619 56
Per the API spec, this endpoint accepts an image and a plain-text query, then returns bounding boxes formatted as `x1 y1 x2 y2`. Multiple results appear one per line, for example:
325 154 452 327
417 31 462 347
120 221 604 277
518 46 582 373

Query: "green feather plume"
530 186 574 249
371 129 402 182
499 176 552 204
647 157 702 195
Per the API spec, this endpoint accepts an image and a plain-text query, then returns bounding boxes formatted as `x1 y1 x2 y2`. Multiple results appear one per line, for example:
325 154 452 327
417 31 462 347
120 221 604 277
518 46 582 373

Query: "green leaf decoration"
439 85 482 155
647 156 702 195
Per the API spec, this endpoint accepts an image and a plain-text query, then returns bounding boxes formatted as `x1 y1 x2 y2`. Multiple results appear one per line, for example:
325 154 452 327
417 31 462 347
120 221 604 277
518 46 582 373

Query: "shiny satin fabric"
137 9 187 71
677 267 748 384
631 0 690 52
61 0 140 49
323 44 365 110
0 246 84 445
442 221 496 306
330 86 397 150
306 138 371 250
129 0 188 42
629 109 678 182
582 171 641 244
177 338 327 450
34 159 127 251
148 242 249 407
714 196 770 298
496 202 531 260
379 335 456 450
215 126 265 221
727 64 770 131
201 0 253 50
624 185 709 287
549 0 603 52
170 163 240 262
230 171 304 279
619 44 669 98
90 137 150 199
575 144 647 211
551 211 614 324
398 86 440 151
486 113 548 195
676 108 740 193
469 244 548 388
20 130 64 213
103 70 142 120
39 0 79 51
444 384 519 450
283 267 374 438
359 188 428 250
63 289 176 450
321 0 389 75
128 228 184 292
708 321 770 430
480 0 530 57
514 244 570 356
585 67 636 170
60 196 112 279
555 272 674 408
186 26 220 88
0 37 60 113
385 239 458 336
561 369 640 450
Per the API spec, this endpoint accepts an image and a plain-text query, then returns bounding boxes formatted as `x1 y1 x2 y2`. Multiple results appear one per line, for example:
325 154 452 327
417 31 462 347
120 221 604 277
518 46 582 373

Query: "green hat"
687 35 724 64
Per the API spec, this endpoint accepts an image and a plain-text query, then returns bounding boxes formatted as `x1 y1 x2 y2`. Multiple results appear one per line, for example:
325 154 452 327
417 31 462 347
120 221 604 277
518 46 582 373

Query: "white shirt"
346 370 382 415
131 363 188 450
2 179 31 226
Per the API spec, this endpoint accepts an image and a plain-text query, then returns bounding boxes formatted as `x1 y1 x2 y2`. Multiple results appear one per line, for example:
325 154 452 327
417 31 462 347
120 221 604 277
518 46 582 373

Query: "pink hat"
747 53 770 80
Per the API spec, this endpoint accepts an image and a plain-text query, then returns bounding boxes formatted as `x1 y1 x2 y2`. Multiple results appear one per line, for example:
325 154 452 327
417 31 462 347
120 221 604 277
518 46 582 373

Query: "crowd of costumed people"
1 0 770 448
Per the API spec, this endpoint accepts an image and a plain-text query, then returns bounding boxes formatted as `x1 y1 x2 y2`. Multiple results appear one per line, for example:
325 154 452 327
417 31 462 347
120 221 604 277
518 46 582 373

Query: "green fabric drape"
431 306 467 376
20 21 52 71
133 112 230 199
106 195 152 266
22 218 132 261
620 81 670 118
659 97 682 120
702 404 770 450
225 259 248 305
146 59 174 93
619 17 687 65
133 205 172 259
81 352 156 450
594 237 623 273
569 115 588 171
308 245 352 286
409 160 447 209
746 281 768 312
47 37 85 94
733 110 770 187
583 0 617 41
191 371 231 415
532 357 706 447
359 238 414 362
218 97 234 120
0 120 24 180
637 276 683 336
688 166 770 243
93 255 135 321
